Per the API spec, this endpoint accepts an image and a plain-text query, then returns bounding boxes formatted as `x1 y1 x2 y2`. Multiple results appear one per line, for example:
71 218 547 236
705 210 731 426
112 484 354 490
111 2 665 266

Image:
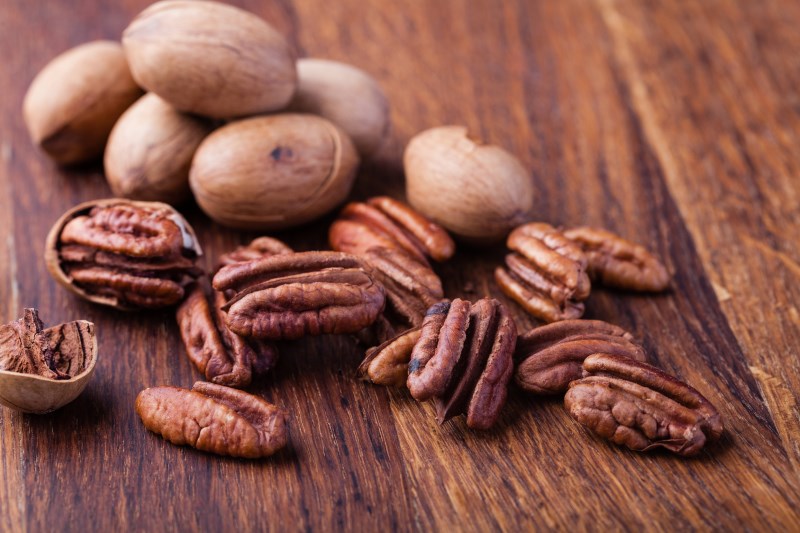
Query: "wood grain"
0 0 798 530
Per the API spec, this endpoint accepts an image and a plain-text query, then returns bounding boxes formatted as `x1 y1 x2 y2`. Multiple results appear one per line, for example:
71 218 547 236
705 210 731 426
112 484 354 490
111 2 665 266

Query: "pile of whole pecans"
5 0 724 460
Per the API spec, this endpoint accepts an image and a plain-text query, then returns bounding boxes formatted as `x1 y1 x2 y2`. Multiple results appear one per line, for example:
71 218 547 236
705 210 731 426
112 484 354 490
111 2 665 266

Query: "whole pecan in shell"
515 320 646 395
212 251 385 340
563 227 670 291
407 298 516 430
495 222 590 323
565 353 723 456
45 199 202 310
136 381 288 458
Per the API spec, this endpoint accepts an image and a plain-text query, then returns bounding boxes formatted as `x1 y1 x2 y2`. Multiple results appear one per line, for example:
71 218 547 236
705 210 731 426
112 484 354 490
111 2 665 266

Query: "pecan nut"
0 309 97 413
136 381 288 458
358 327 421 387
515 319 646 395
495 222 590 323
212 251 385 340
45 199 202 310
565 353 723 456
177 282 278 388
329 196 455 264
407 298 516 429
563 227 670 291
217 236 293 269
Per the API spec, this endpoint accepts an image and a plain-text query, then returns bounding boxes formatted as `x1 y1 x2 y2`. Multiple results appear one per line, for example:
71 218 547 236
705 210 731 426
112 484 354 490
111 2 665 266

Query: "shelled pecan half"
565 353 723 456
406 298 516 430
563 227 670 291
212 251 385 340
357 327 421 387
329 196 455 264
217 236 293 269
136 381 288 458
45 199 203 310
515 319 646 395
495 222 591 323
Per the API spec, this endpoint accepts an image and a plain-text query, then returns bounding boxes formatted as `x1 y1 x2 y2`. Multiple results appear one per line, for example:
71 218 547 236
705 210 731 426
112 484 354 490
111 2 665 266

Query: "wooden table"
1 0 799 530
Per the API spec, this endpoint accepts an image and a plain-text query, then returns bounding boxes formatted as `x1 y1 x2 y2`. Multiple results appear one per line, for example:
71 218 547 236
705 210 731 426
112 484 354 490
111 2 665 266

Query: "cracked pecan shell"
563 227 670 291
45 199 202 310
136 381 288 458
212 251 385 340
565 353 723 456
329 196 455 264
515 319 646 395
495 222 591 323
407 298 516 430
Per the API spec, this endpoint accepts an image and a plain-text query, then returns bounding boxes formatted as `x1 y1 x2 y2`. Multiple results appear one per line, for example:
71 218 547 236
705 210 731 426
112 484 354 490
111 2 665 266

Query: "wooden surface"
1 0 799 530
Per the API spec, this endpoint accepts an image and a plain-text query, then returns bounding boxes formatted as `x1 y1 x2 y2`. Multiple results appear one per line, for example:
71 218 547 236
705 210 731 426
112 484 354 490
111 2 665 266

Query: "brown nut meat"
212 251 385 340
495 222 591 323
330 196 455 265
515 320 646 395
358 327 422 387
136 381 287 458
563 227 670 291
407 298 516 430
0 309 97 414
45 199 202 310
565 353 723 456
218 237 293 269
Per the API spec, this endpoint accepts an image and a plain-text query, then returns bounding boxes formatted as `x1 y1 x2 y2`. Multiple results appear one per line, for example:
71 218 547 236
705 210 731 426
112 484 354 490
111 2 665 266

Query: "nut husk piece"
288 58 390 157
122 0 297 119
190 114 360 230
0 309 97 414
404 126 534 243
23 40 143 166
44 199 203 310
104 93 213 205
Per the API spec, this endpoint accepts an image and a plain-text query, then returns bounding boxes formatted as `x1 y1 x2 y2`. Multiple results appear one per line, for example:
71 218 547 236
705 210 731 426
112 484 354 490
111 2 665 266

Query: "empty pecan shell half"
563 227 670 291
495 222 591 323
136 381 288 458
329 196 455 264
212 251 385 340
0 308 97 414
45 199 203 310
407 298 516 430
515 319 646 395
565 353 723 456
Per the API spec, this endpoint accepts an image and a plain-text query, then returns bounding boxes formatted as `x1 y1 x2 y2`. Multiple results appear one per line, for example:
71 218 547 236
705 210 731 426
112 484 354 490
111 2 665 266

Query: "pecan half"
515 319 646 395
329 196 455 264
212 251 385 340
565 353 723 456
177 282 278 388
45 199 202 310
136 381 288 458
407 298 516 429
495 222 591 323
358 327 421 387
563 227 670 291
217 237 293 269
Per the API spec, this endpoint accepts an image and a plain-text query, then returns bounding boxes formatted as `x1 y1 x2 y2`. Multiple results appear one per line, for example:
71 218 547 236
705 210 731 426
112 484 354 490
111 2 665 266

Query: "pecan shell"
563 227 670 291
136 381 288 458
565 353 723 456
515 319 646 395
407 298 516 430
212 251 385 340
495 222 590 323
45 199 202 310
357 327 421 387
329 196 455 264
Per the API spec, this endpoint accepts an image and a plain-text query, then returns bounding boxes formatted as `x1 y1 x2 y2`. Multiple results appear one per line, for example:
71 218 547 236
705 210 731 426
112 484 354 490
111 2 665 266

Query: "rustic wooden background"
1 0 799 530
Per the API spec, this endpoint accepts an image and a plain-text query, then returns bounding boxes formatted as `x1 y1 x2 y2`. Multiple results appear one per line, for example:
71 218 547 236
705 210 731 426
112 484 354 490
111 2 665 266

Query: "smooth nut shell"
23 41 143 166
404 126 535 243
190 114 360 230
122 0 297 118
104 93 213 205
44 199 203 310
288 58 390 157
0 321 97 414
